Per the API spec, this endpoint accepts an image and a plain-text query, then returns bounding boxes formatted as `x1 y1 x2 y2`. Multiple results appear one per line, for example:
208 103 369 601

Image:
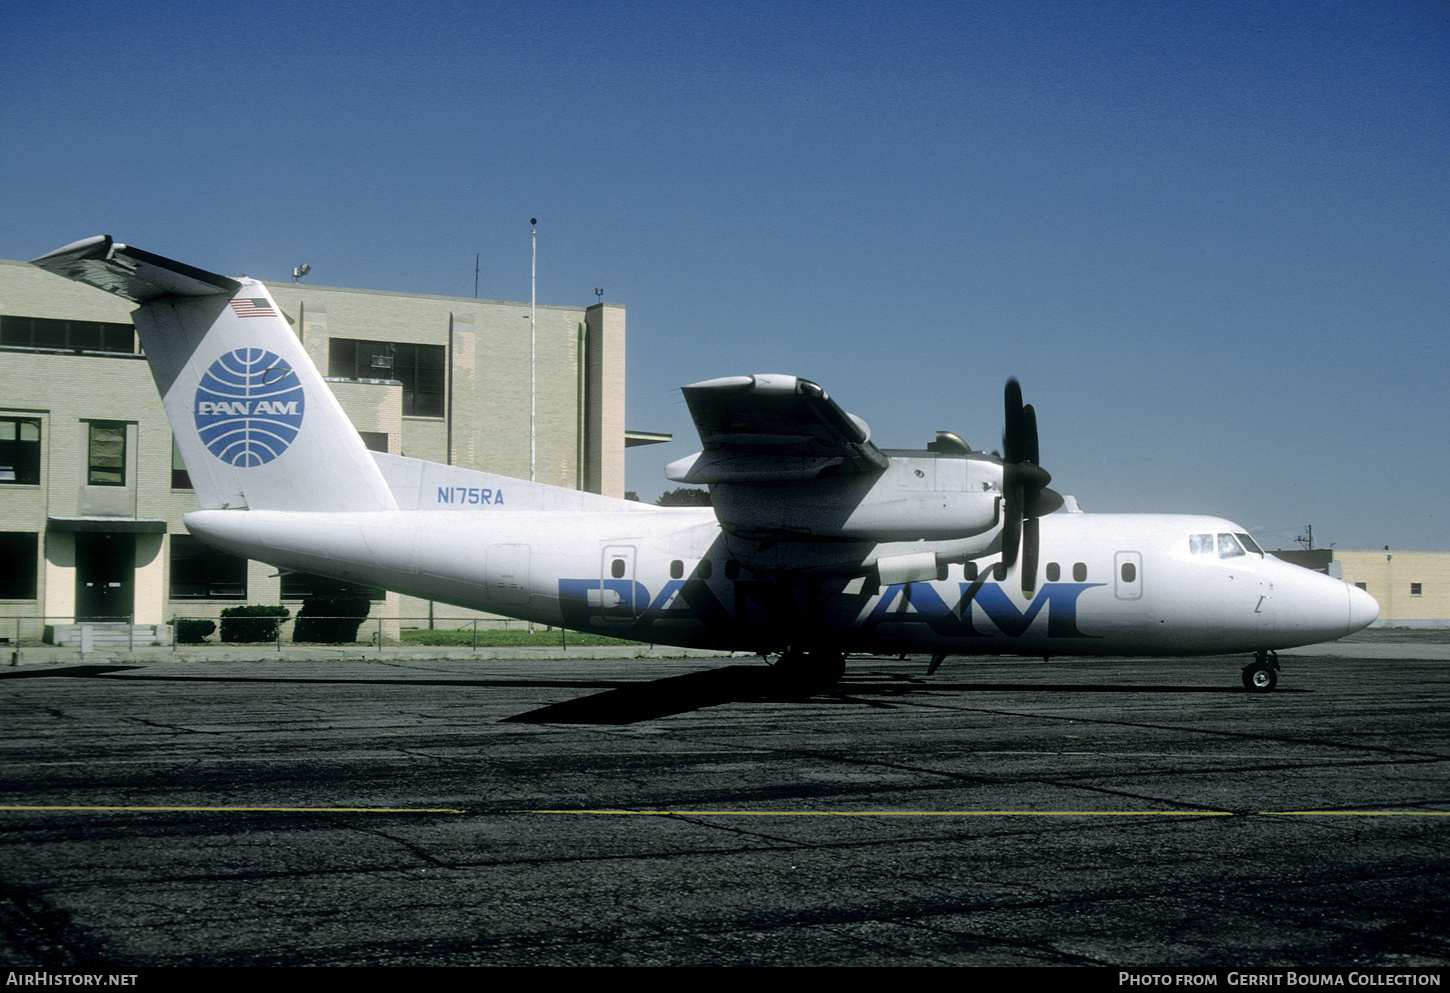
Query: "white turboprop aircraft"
32 236 1379 692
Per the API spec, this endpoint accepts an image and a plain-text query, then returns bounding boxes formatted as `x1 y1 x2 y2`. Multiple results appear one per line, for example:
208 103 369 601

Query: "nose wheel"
1241 651 1279 692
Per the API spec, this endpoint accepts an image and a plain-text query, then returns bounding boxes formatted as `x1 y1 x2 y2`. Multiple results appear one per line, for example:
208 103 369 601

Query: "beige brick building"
1335 550 1450 628
0 257 627 643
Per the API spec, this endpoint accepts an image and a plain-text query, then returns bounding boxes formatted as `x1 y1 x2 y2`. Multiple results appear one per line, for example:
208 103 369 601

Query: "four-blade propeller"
1000 378 1063 593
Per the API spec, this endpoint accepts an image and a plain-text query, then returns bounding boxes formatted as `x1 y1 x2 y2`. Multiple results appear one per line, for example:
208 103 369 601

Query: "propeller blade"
999 379 1053 579
1003 378 1024 463
1023 403 1039 466
1022 515 1040 595
1001 482 1022 568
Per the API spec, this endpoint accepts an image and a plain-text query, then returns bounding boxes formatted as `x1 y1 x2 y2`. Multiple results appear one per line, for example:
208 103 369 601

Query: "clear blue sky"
3 0 1445 550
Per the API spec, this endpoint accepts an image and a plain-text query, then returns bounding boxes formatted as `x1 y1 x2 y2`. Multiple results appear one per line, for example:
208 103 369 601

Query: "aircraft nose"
1347 582 1380 635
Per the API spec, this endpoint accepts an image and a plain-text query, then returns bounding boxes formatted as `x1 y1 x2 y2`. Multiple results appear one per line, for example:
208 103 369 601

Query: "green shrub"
400 628 642 647
293 595 372 643
174 618 216 644
219 605 290 642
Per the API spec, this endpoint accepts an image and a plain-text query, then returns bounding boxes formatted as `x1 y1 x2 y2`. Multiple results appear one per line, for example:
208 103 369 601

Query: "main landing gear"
1241 650 1279 692
772 647 847 692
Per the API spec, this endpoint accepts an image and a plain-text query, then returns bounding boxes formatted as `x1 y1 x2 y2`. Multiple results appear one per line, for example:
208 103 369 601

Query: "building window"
171 438 192 490
1411 583 1422 597
359 432 388 453
87 422 126 486
0 533 39 599
281 572 384 601
169 535 247 599
0 315 134 354
328 339 445 417
1355 582 1368 591
0 417 41 484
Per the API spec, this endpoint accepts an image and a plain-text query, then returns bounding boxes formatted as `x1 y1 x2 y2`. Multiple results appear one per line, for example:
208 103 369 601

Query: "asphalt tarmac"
1 636 1446 969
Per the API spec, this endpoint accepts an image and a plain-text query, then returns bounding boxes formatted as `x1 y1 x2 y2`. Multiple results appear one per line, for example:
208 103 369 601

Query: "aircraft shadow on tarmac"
502 664 1268 724
0 662 1278 725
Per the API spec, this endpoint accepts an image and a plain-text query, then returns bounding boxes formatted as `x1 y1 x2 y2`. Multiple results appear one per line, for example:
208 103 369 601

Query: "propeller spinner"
1000 378 1063 593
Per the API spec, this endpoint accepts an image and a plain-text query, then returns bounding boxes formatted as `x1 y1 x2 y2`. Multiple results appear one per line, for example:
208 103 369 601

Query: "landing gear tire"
1241 653 1278 693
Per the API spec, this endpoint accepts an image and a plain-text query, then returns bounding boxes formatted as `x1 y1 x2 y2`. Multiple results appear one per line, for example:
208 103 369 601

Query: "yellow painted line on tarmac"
8 806 1443 817
1259 810 1450 817
522 809 1235 817
522 809 1450 818
0 805 465 813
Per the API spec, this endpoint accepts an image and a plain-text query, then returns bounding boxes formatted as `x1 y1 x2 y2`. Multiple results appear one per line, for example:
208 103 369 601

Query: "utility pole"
1295 524 1315 551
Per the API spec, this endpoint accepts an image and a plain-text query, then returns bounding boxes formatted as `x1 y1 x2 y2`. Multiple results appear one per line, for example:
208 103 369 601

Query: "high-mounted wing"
666 374 888 484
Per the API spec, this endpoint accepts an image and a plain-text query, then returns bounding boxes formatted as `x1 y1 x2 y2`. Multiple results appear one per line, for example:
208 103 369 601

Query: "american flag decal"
229 297 277 318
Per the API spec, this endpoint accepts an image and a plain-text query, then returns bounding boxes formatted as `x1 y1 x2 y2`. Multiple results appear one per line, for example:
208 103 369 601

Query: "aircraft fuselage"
186 507 1372 659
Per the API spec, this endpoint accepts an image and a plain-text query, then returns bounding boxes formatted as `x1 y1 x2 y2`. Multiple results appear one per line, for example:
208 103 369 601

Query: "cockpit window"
1236 532 1263 555
1217 533 1246 558
1190 534 1214 556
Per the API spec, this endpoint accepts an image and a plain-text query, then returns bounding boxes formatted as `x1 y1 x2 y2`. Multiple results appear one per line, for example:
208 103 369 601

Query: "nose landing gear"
1241 650 1279 692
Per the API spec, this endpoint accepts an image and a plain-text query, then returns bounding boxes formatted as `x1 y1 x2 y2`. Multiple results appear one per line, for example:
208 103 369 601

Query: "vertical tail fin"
31 236 397 512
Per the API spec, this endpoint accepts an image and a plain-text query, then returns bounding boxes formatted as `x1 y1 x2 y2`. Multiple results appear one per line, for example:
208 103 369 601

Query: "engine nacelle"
709 453 1003 543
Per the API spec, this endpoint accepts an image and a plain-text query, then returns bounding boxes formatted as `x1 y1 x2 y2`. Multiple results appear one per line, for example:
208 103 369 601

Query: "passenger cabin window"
1046 562 1060 582
1072 562 1087 582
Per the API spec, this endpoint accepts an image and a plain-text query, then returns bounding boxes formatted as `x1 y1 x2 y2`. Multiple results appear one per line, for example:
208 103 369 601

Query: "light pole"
530 218 536 482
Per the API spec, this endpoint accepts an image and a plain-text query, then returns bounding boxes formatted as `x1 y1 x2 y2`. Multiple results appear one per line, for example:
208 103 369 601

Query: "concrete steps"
50 624 167 649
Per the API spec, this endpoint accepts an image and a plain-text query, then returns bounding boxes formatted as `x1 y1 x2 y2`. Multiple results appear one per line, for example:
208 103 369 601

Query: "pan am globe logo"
194 349 306 466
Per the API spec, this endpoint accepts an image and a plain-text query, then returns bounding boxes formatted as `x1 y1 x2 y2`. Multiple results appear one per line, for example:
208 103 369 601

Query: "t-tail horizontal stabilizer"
31 237 397 514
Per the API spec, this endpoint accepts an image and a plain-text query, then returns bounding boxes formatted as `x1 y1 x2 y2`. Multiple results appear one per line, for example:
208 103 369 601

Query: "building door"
75 532 135 621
